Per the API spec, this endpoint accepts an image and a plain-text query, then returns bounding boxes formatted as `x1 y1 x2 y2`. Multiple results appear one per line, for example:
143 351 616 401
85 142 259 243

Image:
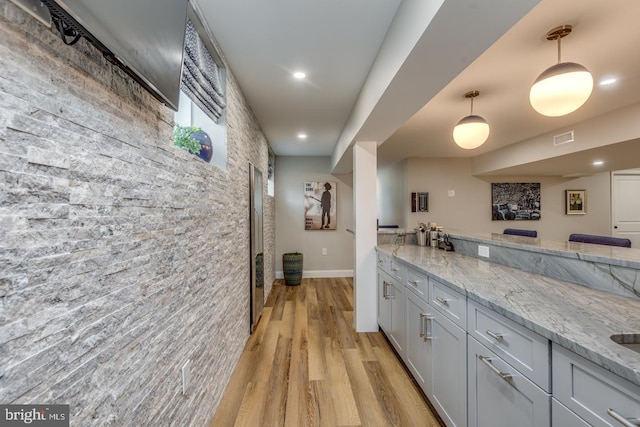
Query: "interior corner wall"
377 160 407 227
0 2 274 425
275 156 354 277
402 158 611 240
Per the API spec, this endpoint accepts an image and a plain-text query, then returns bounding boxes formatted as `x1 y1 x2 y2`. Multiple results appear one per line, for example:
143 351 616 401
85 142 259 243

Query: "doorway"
611 169 640 248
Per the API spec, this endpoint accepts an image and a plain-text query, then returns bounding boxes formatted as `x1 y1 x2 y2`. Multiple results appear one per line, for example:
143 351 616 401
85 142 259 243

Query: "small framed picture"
566 190 586 215
411 192 429 212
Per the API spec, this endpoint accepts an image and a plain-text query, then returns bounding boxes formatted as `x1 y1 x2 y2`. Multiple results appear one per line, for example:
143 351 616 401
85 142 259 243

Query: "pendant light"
530 25 593 117
453 90 489 149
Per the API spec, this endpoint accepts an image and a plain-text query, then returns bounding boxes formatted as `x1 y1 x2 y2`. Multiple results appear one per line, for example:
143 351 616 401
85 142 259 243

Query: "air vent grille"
554 130 575 146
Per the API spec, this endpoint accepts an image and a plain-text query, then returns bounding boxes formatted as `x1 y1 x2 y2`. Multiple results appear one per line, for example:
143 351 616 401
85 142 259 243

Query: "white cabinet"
552 399 590 427
377 266 405 357
468 336 550 427
389 277 405 356
406 267 429 300
377 270 392 332
468 300 550 392
405 272 466 427
405 289 432 393
553 344 640 427
430 307 467 427
430 278 466 330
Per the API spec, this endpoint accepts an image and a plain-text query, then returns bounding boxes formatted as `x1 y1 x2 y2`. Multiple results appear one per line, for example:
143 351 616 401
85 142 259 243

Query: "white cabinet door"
468 336 550 427
405 289 432 395
552 399 590 427
377 271 392 332
553 344 640 427
389 278 405 356
431 309 466 427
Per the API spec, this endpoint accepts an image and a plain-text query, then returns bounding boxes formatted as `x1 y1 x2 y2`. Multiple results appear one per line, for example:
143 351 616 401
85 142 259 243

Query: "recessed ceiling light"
297 133 307 139
593 160 604 166
599 78 617 86
293 71 306 79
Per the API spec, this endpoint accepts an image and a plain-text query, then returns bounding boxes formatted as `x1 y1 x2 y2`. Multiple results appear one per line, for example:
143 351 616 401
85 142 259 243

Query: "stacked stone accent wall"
0 1 275 424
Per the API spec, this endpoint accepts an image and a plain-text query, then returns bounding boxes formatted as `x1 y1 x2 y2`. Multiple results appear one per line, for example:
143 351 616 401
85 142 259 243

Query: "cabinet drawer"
552 398 590 427
553 344 640 427
467 300 550 391
468 336 550 427
377 251 390 273
389 258 405 283
430 278 465 329
406 267 428 301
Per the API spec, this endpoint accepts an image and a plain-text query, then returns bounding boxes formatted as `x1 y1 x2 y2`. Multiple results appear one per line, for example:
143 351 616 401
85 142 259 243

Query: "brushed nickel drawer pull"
486 330 504 341
435 296 451 305
383 281 392 299
607 408 640 427
408 279 419 285
478 355 513 382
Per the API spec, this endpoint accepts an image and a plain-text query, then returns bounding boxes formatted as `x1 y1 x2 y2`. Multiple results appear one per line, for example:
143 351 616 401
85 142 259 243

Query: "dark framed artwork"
411 192 429 212
491 182 541 221
304 181 336 230
566 189 586 214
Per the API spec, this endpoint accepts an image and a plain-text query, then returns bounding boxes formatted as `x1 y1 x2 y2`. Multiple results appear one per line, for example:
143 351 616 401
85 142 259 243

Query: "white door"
612 169 640 248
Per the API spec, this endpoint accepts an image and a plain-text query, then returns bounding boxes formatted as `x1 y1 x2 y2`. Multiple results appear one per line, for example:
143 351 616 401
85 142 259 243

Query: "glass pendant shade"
453 114 490 149
530 62 593 117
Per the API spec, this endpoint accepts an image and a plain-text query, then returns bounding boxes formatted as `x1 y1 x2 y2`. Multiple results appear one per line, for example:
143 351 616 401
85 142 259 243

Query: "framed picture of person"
566 189 586 214
304 181 337 230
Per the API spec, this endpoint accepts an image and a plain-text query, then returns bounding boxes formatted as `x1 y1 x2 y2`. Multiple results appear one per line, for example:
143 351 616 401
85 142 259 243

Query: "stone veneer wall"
0 1 275 425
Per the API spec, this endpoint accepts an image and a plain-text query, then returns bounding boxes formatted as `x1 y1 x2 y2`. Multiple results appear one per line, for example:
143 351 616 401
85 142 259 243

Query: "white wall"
377 160 406 227
379 157 611 240
275 156 354 276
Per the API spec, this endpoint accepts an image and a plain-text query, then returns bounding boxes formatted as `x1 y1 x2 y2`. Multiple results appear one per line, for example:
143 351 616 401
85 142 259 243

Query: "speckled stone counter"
445 229 640 299
376 243 640 388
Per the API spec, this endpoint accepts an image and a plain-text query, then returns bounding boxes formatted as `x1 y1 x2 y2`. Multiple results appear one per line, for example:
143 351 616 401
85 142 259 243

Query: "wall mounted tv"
41 0 189 111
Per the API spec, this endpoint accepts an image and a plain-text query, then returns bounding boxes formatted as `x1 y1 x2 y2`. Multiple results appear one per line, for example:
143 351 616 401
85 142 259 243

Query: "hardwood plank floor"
209 277 443 427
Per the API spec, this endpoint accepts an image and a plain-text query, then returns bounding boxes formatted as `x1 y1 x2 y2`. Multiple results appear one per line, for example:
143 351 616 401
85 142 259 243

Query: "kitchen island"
377 236 640 426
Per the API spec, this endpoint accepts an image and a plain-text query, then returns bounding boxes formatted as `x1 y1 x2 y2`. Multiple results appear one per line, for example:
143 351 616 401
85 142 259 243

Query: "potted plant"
173 124 213 162
282 252 303 286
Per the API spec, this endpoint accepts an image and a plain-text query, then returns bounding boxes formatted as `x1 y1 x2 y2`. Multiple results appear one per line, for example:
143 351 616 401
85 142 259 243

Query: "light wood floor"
209 277 443 427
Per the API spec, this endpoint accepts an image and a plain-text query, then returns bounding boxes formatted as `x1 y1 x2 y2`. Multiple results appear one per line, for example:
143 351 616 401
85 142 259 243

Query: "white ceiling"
195 0 640 175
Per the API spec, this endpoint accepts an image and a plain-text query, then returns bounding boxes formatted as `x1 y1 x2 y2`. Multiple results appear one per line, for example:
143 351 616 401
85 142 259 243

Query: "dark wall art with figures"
304 181 337 230
491 182 541 221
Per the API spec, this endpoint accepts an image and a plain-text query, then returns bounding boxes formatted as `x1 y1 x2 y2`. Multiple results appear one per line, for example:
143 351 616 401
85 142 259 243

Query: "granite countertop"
446 228 640 270
377 243 640 388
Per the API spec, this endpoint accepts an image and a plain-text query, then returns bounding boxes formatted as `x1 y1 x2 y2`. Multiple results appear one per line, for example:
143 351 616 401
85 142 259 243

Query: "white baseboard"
275 269 354 279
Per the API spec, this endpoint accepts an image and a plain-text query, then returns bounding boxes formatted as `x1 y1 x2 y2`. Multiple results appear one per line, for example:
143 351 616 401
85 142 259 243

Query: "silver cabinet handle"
407 279 419 285
383 281 391 299
478 355 513 382
435 296 450 305
486 330 504 341
607 408 640 427
420 313 434 341
391 267 399 272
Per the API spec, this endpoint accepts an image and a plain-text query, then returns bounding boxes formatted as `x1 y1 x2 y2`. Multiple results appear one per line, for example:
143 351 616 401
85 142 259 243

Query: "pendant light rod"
546 25 572 63
465 90 479 115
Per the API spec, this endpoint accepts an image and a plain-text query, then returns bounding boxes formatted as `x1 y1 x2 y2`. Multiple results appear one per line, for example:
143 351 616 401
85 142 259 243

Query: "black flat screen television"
42 0 189 110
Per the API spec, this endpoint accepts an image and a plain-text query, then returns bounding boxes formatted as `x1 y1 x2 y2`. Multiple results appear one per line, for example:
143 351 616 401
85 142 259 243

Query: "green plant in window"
173 124 203 154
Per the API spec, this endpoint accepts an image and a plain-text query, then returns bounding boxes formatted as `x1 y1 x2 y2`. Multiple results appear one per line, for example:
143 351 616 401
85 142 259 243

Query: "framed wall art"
566 189 586 215
304 181 337 230
411 192 429 212
491 182 541 221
